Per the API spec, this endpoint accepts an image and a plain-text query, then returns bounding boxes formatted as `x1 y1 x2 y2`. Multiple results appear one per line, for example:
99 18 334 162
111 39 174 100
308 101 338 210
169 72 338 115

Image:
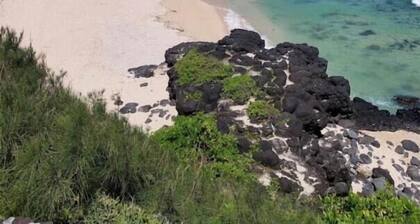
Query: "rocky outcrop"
351 97 420 133
393 95 420 109
128 65 158 78
158 29 420 200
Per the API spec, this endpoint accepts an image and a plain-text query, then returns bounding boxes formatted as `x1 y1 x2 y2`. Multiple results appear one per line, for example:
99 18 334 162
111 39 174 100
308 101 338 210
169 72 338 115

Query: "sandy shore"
160 0 228 42
0 0 228 132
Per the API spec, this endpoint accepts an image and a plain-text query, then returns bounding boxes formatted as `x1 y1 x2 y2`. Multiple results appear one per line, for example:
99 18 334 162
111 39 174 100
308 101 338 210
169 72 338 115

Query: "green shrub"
322 187 420 224
153 114 252 181
175 49 233 85
223 75 259 104
247 100 280 121
84 193 163 224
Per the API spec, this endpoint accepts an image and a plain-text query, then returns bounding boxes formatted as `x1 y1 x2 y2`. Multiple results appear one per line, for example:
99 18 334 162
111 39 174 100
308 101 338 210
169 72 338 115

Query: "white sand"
0 0 228 132
359 130 420 191
160 0 228 42
322 125 420 195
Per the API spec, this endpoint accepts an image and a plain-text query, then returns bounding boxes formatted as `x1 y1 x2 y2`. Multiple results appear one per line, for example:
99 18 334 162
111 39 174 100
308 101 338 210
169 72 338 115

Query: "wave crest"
413 0 420 7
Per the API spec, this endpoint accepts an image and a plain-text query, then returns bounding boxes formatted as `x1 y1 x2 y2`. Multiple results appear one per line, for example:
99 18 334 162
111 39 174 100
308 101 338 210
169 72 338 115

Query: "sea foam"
413 0 420 7
223 8 274 47
224 8 254 33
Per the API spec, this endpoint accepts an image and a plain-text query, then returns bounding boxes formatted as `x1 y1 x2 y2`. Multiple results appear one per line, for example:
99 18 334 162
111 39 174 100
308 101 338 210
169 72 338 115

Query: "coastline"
0 0 420 201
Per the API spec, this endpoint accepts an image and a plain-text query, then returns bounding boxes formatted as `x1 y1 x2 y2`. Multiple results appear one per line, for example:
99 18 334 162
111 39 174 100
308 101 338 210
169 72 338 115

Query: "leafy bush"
247 100 280 121
175 49 233 85
153 114 252 181
322 187 420 224
223 74 259 104
84 193 163 224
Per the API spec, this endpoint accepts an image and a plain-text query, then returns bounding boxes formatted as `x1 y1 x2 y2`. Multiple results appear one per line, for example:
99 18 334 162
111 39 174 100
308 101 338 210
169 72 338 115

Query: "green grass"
322 187 420 224
84 193 162 224
152 114 253 181
175 49 234 86
223 74 260 104
247 100 280 121
0 28 166 221
185 91 203 101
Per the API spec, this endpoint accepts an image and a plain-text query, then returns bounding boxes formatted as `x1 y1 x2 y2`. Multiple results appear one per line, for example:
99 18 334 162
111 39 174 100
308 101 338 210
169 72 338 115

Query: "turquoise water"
228 0 420 111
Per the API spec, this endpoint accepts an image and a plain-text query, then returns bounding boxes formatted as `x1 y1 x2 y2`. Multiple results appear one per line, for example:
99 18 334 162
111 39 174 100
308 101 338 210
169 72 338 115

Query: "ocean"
224 0 420 111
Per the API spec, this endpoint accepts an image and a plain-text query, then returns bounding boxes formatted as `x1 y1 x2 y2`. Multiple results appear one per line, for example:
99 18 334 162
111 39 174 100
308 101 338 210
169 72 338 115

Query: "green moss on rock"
175 49 234 86
247 100 280 121
223 75 259 104
185 91 203 101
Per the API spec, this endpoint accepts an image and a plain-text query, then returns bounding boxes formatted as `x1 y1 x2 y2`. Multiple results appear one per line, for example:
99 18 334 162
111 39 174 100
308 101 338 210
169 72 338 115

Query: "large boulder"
218 29 265 53
402 140 419 153
372 167 394 185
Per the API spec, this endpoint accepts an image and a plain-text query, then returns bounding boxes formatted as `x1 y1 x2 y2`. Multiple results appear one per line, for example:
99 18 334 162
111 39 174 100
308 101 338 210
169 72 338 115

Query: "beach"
1 0 420 201
0 0 228 132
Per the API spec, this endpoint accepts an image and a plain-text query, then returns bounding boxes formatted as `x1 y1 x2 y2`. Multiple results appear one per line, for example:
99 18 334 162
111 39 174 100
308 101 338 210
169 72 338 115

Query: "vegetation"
175 49 233 86
185 91 202 101
247 100 280 121
0 28 165 221
322 187 420 224
1 28 420 223
153 114 253 181
84 194 163 224
223 74 259 104
0 28 318 223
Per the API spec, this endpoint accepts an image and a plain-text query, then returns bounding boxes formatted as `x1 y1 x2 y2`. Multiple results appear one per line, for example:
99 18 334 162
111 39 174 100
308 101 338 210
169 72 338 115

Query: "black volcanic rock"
254 149 280 168
277 177 303 193
237 136 251 153
218 29 265 53
396 108 420 125
411 156 420 167
352 97 420 133
393 95 420 109
160 29 420 199
119 102 138 114
334 182 350 196
128 65 157 78
372 167 394 185
402 140 419 153
407 166 420 181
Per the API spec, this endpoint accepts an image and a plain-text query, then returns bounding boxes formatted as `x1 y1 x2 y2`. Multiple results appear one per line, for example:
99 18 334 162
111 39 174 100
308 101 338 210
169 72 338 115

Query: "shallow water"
227 0 420 111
